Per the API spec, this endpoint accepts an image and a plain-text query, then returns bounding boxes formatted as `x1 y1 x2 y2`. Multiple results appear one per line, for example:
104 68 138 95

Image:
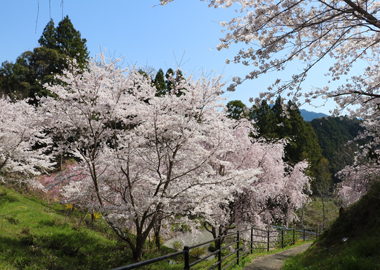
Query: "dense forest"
310 117 364 183
226 98 364 189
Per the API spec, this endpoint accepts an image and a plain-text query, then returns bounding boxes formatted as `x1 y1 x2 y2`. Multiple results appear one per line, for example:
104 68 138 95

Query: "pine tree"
38 19 57 50
251 100 278 139
285 100 322 168
56 15 89 67
0 17 89 102
272 96 292 137
153 69 167 97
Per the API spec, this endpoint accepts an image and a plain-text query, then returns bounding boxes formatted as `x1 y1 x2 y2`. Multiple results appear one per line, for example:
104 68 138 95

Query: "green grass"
0 184 130 269
282 182 380 270
293 196 339 229
0 158 324 270
0 183 185 270
0 183 317 270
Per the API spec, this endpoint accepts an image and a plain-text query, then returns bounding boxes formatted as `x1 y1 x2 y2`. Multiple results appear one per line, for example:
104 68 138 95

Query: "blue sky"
1 0 363 114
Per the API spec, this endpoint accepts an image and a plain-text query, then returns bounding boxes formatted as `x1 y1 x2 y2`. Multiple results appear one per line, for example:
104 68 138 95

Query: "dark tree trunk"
154 220 162 250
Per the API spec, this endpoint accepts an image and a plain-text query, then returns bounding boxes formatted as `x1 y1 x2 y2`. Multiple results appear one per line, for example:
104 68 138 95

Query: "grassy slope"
293 197 339 229
0 184 132 270
0 183 316 270
0 184 184 270
283 182 380 270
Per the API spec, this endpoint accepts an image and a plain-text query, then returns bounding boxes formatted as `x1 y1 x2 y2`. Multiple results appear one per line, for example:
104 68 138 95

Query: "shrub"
189 246 207 259
172 240 184 251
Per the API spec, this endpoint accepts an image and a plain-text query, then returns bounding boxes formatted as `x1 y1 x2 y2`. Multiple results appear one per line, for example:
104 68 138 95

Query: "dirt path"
242 242 312 270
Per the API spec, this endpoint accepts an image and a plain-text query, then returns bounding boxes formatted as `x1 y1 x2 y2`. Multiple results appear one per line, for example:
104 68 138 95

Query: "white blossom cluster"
33 54 310 258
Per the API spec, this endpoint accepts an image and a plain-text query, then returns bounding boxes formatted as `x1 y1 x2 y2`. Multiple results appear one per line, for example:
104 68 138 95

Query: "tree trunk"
321 196 326 228
301 203 304 228
154 220 162 250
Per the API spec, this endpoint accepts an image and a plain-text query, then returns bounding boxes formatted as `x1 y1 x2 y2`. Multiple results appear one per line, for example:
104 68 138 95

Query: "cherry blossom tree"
39 54 267 261
336 123 380 206
160 0 380 118
160 0 380 212
39 53 310 261
201 120 310 242
0 98 54 185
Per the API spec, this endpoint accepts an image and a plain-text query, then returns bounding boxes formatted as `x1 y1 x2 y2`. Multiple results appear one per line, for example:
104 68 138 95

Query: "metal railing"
112 225 324 270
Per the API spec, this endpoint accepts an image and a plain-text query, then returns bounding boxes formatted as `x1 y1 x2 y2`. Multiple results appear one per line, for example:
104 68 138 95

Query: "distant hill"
267 104 328 121
299 109 328 121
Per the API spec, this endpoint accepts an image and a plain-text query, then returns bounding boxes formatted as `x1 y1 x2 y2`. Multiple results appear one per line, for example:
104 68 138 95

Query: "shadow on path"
242 242 312 270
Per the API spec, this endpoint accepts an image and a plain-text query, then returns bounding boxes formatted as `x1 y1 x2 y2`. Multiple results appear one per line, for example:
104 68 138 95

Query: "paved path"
242 242 312 270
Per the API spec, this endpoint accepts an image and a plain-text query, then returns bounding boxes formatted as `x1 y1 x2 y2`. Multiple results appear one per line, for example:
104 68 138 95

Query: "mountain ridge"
299 109 328 121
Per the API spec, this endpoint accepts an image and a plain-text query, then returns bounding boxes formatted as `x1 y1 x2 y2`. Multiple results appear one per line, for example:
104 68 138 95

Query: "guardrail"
113 225 325 270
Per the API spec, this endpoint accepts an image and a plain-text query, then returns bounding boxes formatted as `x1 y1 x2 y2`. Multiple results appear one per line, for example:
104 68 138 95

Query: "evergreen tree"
56 16 89 67
251 100 278 139
226 100 248 120
250 96 323 172
38 19 57 50
0 47 65 103
165 68 175 94
153 69 166 97
0 17 88 102
272 96 292 137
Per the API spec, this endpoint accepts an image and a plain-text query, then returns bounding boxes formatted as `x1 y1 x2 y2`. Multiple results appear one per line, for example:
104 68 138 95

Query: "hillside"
0 184 181 270
283 181 380 269
310 116 363 182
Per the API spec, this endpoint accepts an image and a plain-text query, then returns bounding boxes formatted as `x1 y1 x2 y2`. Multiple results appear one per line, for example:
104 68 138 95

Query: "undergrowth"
0 182 316 270
283 181 380 270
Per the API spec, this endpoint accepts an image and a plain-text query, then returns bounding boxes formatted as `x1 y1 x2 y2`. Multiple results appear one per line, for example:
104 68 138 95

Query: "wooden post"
250 227 253 254
293 229 295 245
237 231 240 265
303 228 306 241
218 236 222 270
184 246 190 270
281 229 284 249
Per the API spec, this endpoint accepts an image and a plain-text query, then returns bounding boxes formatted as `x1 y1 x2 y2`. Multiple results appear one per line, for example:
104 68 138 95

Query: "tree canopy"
250 96 323 170
161 0 380 119
39 16 89 67
0 16 88 102
21 54 307 261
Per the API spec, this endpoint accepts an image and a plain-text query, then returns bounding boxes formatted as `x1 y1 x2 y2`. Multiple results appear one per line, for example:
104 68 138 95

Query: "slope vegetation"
0 184 178 270
282 181 380 269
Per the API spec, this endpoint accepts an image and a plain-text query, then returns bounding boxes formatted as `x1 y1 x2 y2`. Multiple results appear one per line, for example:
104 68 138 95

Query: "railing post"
184 246 190 270
281 229 284 249
293 229 295 245
237 231 240 265
218 236 222 270
250 227 253 254
303 228 306 241
267 228 270 252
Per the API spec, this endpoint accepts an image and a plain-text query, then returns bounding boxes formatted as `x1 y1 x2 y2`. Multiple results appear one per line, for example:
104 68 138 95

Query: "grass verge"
282 182 380 270
0 183 315 270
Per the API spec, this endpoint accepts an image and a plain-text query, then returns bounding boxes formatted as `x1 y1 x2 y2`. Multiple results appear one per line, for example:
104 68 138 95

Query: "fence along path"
112 225 324 270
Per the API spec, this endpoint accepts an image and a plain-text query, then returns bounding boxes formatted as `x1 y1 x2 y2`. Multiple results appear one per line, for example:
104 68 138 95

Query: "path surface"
242 242 312 270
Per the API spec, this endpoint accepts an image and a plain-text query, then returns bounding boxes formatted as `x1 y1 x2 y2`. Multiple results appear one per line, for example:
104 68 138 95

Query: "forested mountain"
310 117 363 182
